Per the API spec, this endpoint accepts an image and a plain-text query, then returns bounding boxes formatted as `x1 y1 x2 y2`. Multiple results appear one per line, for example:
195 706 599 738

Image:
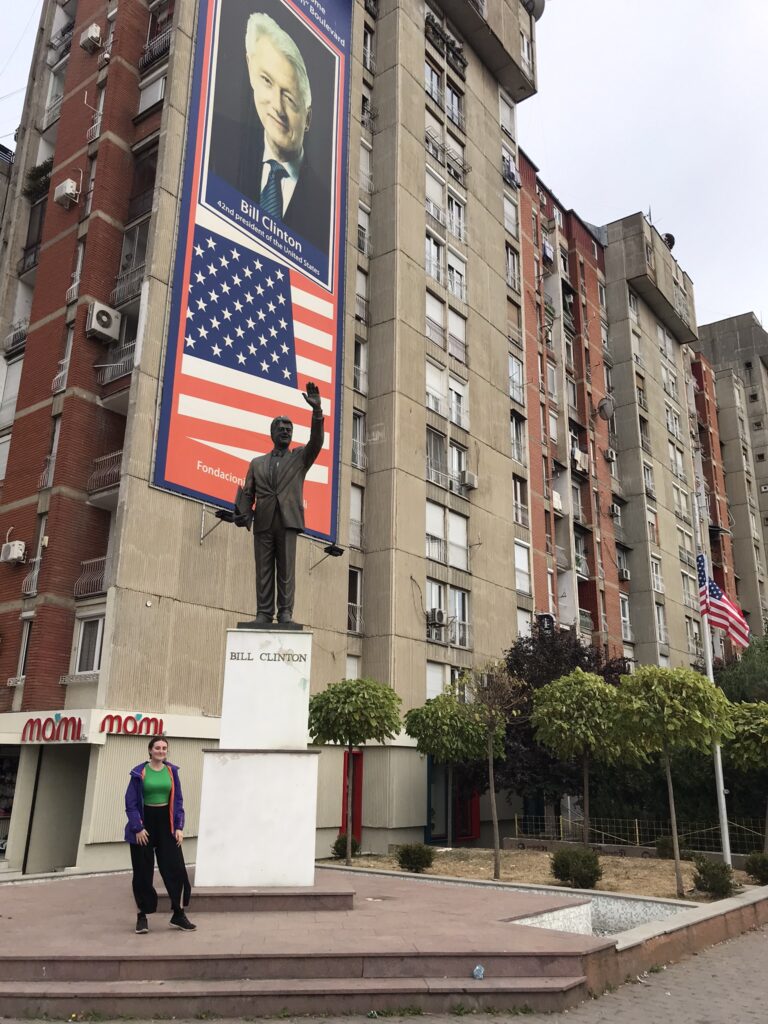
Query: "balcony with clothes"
74 556 107 598
87 450 123 511
47 20 74 66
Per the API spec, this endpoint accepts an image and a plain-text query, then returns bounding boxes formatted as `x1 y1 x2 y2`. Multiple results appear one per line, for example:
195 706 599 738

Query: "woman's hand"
175 829 184 846
136 829 149 846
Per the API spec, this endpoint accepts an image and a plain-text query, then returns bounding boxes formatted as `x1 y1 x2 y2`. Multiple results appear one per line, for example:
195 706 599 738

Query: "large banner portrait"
153 0 351 542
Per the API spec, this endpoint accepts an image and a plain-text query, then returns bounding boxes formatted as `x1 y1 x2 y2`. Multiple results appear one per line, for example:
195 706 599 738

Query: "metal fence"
509 814 765 856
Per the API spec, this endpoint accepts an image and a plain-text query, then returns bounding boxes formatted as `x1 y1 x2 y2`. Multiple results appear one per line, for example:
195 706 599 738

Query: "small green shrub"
331 832 360 859
396 842 435 873
692 855 736 899
655 835 674 860
550 847 602 889
744 851 768 885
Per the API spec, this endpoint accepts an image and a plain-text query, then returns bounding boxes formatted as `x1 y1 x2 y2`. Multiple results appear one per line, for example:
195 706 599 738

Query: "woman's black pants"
130 804 187 914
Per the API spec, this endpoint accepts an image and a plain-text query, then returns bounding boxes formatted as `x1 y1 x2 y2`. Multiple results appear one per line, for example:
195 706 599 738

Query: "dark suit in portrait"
208 115 331 256
236 409 324 623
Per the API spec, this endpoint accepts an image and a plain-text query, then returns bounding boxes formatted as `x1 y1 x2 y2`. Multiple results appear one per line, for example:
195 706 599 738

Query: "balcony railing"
95 340 136 385
351 438 367 469
65 275 80 305
357 225 371 256
87 450 123 492
51 358 69 393
578 609 594 634
513 501 529 528
74 556 106 598
49 22 74 61
21 557 41 597
4 318 29 354
447 274 467 303
347 602 363 633
448 333 466 362
39 454 55 490
110 264 145 306
425 317 445 347
449 620 472 648
426 534 447 563
425 257 443 285
353 364 368 395
425 198 446 226
139 26 172 72
426 459 449 488
355 294 369 324
349 519 363 549
42 94 63 131
86 112 102 144
18 244 40 276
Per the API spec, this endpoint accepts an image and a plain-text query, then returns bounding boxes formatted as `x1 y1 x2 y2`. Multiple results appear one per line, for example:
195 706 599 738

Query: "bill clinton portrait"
207 3 333 259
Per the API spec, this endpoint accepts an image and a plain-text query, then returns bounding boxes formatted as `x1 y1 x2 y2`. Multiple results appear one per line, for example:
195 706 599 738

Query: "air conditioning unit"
460 470 478 490
53 178 80 209
0 540 26 563
604 448 617 462
86 302 122 343
609 503 622 518
551 490 563 512
80 24 102 52
618 567 631 582
427 608 447 627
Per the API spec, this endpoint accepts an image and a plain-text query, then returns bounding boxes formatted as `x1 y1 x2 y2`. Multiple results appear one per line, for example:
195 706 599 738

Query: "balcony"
347 602 363 634
426 534 447 563
51 358 69 393
97 40 113 70
95 340 136 385
353 364 368 395
448 333 467 362
425 13 447 53
65 275 81 305
74 556 106 598
501 159 521 188
86 112 102 144
111 264 145 307
425 257 443 285
426 317 445 347
139 26 172 72
21 557 41 598
4 318 29 356
349 519 363 549
42 94 63 131
426 459 449 488
449 620 472 649
357 225 371 257
39 454 55 490
88 449 123 493
351 438 367 470
48 22 74 64
17 244 40 277
355 294 369 324
513 501 529 528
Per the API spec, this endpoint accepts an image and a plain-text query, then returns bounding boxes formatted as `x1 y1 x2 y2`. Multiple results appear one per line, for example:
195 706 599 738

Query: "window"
347 568 363 632
639 416 651 451
505 244 520 290
447 194 465 241
426 292 445 346
661 364 678 400
617 547 629 575
503 194 519 237
359 142 372 193
686 616 702 658
128 144 157 221
426 427 447 485
426 500 446 562
446 251 466 301
425 169 445 222
76 617 104 673
546 362 557 401
427 660 446 699
426 505 468 570
513 475 528 527
520 30 533 74
448 441 466 488
681 572 697 609
643 462 655 496
424 60 442 105
548 410 558 441
0 436 9 480
665 405 682 438
547 569 556 613
499 92 515 138
509 354 524 405
620 595 632 642
514 541 531 594
448 376 468 429
0 358 22 431
353 338 368 394
425 234 443 282
426 361 446 415
501 146 519 187
517 608 532 638
362 26 375 71
445 81 463 129
598 282 606 309
450 587 471 647
118 220 150 275
448 511 469 570
510 414 526 464
655 603 668 644
628 289 639 324
349 485 363 548
426 578 447 641
138 73 166 114
445 137 466 185
425 110 444 160
357 205 370 255
651 557 664 593
351 411 366 468
447 308 466 362
346 654 361 680
647 510 659 545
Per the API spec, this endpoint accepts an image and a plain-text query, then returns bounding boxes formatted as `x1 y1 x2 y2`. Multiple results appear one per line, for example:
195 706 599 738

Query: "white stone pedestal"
194 629 319 888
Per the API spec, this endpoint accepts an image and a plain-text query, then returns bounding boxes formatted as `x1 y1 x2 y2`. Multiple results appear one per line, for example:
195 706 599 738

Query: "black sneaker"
170 910 196 931
135 913 149 934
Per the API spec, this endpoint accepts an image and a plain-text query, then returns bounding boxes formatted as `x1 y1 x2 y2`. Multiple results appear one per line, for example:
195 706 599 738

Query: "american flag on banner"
697 553 750 649
162 224 335 532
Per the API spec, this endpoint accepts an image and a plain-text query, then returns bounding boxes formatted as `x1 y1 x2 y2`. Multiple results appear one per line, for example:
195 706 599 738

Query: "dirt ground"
332 848 750 901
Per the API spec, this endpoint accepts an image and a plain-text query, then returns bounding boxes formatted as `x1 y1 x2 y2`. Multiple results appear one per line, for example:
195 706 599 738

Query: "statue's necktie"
260 160 288 220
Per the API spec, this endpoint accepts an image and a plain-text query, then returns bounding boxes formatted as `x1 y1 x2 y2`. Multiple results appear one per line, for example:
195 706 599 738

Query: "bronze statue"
232 382 324 627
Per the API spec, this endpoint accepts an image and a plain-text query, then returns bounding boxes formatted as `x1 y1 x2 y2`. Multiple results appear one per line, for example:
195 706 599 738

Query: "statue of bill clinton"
234 382 324 626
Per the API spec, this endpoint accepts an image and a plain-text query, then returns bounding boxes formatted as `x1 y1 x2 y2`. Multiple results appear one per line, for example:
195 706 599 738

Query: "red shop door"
340 749 363 843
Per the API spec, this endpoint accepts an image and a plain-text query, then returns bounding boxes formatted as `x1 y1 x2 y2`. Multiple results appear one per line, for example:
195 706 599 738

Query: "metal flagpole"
691 489 732 866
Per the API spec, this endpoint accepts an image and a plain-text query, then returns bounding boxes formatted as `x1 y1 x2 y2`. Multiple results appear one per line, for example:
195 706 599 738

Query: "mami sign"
99 714 164 736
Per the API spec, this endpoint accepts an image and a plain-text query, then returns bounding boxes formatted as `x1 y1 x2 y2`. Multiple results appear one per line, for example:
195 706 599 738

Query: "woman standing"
124 735 196 933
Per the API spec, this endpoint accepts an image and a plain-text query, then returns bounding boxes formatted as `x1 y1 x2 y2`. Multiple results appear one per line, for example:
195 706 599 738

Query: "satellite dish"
662 233 675 251
521 0 546 20
596 395 616 421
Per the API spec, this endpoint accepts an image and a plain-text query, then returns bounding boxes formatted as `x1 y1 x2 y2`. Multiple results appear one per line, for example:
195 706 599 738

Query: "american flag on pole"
158 224 336 537
697 553 750 649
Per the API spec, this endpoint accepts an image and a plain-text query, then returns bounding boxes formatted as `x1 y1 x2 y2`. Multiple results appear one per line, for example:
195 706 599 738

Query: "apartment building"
0 0 552 874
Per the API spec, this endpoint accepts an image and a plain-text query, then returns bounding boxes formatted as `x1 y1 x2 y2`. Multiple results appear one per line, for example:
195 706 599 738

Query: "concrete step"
157 886 355 912
0 950 588 983
0 974 590 1017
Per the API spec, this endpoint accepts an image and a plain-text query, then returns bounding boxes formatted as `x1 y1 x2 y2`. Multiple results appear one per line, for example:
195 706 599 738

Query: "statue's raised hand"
303 381 322 411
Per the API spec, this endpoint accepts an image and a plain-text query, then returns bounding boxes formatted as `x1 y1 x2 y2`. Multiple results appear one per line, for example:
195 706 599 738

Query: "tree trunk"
488 731 501 880
582 750 590 848
663 747 685 898
447 763 454 848
764 793 768 855
345 745 354 866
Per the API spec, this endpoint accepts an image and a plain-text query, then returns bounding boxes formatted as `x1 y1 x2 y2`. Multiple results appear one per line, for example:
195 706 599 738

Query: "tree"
308 678 402 865
464 661 526 880
531 669 625 847
725 702 768 853
617 666 733 897
404 685 487 846
716 635 768 703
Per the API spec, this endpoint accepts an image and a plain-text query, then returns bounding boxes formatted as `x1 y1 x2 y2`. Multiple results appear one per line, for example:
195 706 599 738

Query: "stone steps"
0 974 589 1017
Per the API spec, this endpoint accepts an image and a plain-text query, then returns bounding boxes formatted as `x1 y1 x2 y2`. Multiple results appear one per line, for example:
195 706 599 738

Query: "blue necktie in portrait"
260 160 288 220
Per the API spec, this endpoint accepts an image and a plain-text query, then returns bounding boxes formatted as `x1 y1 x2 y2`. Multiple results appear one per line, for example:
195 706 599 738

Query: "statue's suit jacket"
237 413 324 532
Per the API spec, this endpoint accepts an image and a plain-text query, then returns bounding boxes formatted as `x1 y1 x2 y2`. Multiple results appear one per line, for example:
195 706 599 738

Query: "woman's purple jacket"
124 761 185 843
